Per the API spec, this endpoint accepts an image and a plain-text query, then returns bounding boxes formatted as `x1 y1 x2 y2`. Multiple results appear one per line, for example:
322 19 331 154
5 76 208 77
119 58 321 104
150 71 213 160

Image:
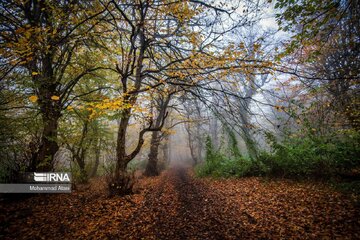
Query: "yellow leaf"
51 95 60 101
32 71 39 76
29 95 38 103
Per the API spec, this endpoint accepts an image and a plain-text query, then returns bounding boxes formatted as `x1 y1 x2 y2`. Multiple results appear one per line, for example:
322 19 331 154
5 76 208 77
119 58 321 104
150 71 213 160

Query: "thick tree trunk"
75 154 88 183
109 111 135 196
28 40 60 172
29 107 60 172
144 131 160 176
239 103 258 159
115 113 131 176
144 97 170 176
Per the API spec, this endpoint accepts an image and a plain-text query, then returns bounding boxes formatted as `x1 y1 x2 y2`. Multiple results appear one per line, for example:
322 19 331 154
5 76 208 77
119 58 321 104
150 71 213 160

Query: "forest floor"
0 167 360 239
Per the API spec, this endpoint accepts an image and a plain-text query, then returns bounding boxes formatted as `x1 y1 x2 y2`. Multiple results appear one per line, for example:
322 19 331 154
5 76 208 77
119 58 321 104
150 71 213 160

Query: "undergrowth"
196 129 360 184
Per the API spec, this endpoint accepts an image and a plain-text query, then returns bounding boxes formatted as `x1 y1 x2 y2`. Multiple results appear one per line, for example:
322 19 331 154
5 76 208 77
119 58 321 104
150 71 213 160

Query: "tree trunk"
66 119 90 183
243 129 258 159
144 97 170 176
189 138 198 166
28 38 60 171
194 99 203 162
90 139 101 177
162 134 170 165
238 101 258 159
197 133 203 163
75 154 88 183
144 131 161 176
109 111 135 196
111 20 151 195
29 107 60 172
185 122 198 166
115 113 131 176
211 116 219 147
77 120 90 182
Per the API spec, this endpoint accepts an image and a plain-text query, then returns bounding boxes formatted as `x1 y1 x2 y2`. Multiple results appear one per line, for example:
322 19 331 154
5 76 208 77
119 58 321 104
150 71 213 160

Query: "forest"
0 0 359 239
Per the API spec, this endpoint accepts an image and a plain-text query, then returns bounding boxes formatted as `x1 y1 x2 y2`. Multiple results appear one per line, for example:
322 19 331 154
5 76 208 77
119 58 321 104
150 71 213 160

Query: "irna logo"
34 172 71 182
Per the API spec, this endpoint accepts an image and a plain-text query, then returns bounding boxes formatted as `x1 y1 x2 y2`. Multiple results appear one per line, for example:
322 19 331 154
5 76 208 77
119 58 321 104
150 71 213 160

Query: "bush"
196 129 360 180
196 135 256 178
257 130 360 178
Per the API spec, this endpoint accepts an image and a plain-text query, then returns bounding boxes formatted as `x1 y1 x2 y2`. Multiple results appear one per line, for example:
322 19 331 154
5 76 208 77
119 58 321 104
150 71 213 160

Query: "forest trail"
116 167 360 239
118 167 233 239
1 167 359 239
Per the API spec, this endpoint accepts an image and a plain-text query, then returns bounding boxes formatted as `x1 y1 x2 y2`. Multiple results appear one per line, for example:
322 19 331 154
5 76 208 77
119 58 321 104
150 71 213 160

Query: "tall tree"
104 0 254 194
0 0 107 171
144 92 172 176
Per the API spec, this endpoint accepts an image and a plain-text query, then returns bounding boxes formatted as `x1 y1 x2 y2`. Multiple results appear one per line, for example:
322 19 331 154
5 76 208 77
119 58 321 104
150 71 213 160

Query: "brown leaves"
0 176 156 240
201 177 360 239
0 170 359 239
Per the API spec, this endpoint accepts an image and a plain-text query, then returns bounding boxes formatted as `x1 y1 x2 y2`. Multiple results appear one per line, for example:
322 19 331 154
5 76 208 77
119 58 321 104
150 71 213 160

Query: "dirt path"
117 167 232 239
1 167 359 239
115 167 360 239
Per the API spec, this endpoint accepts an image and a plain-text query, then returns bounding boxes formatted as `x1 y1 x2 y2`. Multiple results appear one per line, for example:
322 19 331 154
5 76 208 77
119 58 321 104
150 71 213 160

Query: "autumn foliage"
1 168 359 239
0 0 359 239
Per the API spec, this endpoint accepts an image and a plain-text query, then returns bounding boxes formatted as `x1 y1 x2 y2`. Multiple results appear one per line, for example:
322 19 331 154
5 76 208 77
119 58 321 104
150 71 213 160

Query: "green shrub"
197 129 359 180
196 135 256 178
258 130 360 178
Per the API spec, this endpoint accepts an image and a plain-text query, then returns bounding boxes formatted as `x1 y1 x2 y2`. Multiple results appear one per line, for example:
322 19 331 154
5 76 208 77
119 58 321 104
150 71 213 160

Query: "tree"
104 0 262 194
144 92 172 176
182 96 206 165
275 0 360 131
0 0 107 171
